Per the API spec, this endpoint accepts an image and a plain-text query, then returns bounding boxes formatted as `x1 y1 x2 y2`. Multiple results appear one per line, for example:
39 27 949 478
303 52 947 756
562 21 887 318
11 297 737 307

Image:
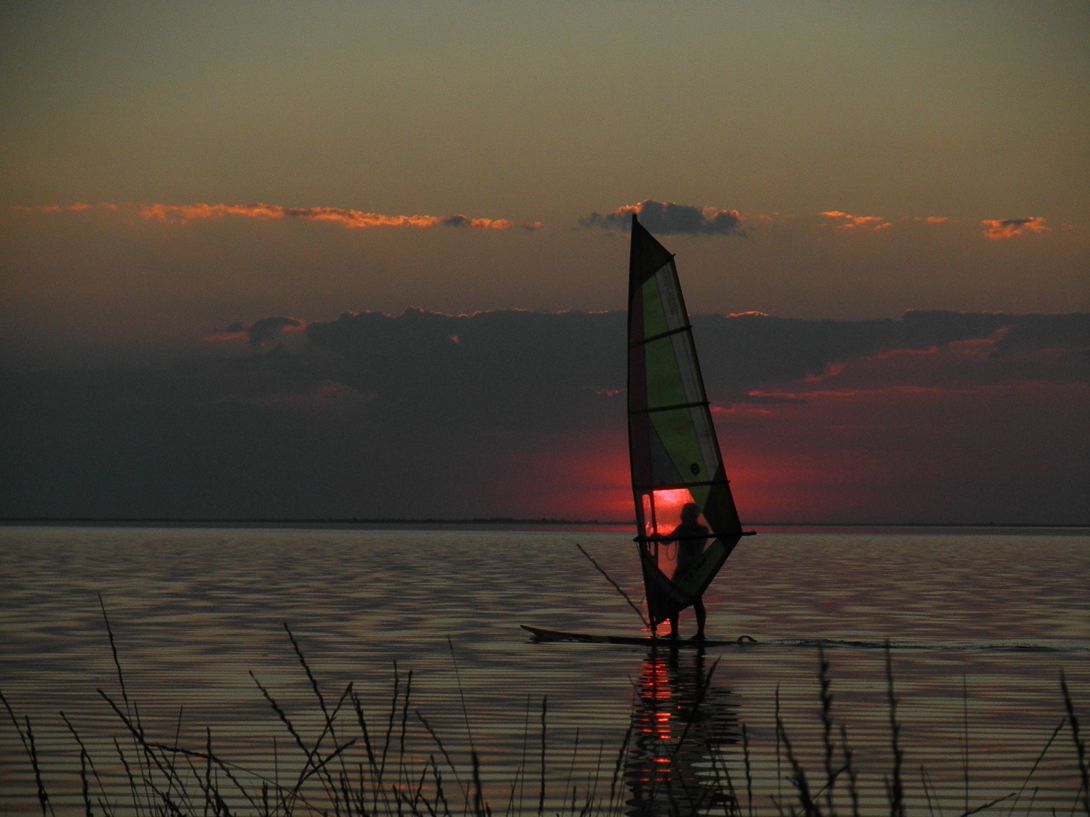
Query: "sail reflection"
625 646 740 816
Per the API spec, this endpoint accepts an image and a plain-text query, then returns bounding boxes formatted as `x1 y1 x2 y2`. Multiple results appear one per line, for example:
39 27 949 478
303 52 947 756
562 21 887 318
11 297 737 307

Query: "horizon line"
2 516 1087 530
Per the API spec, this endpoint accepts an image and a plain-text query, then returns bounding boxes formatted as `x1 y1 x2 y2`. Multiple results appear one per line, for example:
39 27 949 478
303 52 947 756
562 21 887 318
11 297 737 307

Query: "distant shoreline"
0 516 618 528
2 517 1087 532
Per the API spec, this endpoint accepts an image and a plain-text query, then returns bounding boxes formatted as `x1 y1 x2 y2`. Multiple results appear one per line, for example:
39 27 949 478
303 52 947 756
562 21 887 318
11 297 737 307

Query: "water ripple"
1 525 1088 815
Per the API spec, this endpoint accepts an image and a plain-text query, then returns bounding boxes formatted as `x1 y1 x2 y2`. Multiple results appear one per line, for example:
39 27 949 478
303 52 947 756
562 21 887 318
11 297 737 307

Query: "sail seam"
628 324 692 349
632 478 726 491
631 400 709 415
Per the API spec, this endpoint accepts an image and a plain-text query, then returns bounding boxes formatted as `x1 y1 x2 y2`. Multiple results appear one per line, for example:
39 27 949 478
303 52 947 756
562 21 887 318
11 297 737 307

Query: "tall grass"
2 612 1087 817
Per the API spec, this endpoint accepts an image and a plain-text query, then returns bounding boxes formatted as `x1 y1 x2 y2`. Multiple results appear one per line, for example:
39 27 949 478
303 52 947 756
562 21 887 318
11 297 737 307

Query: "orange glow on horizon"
518 374 1088 525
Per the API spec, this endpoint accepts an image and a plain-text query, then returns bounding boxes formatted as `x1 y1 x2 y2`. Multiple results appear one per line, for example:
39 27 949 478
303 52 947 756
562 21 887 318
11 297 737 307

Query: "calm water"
1 525 1088 815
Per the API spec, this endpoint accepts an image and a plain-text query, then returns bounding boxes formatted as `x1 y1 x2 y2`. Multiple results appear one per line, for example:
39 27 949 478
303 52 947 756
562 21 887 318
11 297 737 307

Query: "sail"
627 214 744 629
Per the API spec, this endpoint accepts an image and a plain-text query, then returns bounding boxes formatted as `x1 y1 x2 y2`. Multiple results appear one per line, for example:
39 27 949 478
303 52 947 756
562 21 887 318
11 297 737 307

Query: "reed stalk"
1060 671 1090 817
538 695 547 817
506 693 531 817
818 644 838 817
607 720 632 814
112 735 140 816
78 746 91 817
775 705 819 817
919 765 939 817
1007 717 1065 817
840 723 860 817
885 642 905 817
417 708 469 804
165 705 185 811
964 673 971 817
742 721 754 817
471 751 487 817
98 595 156 811
561 726 581 811
774 685 783 809
431 756 452 817
400 668 415 806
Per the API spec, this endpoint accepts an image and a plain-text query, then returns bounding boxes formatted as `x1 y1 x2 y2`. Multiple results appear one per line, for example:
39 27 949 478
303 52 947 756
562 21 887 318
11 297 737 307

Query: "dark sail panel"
627 215 744 629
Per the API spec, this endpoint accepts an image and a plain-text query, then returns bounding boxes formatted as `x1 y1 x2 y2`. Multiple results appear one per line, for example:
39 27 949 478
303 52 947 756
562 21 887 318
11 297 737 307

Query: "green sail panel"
627 215 743 629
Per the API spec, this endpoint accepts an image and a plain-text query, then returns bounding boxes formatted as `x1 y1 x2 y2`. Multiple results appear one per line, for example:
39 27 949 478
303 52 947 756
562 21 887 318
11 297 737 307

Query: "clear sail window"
641 488 710 583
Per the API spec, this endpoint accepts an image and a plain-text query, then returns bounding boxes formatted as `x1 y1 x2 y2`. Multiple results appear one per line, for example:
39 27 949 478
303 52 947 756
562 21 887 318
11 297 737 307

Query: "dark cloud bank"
2 310 1087 523
581 200 744 236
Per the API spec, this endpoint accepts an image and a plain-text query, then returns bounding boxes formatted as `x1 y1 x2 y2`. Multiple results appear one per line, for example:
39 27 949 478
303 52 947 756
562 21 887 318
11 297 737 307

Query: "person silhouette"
665 503 709 640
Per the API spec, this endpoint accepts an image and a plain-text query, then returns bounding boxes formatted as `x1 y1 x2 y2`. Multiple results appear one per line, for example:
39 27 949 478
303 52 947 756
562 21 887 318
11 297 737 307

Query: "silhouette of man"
665 503 709 641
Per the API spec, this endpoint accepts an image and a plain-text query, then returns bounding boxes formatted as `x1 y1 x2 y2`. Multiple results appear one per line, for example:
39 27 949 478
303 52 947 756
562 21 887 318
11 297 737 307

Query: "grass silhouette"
2 604 1087 816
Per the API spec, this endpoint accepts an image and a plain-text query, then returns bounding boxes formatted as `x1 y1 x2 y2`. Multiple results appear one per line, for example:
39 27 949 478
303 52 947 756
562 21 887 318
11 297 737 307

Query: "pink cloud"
752 324 1090 406
821 210 893 233
797 335 995 391
143 203 284 224
710 403 772 417
202 329 250 345
980 216 1049 240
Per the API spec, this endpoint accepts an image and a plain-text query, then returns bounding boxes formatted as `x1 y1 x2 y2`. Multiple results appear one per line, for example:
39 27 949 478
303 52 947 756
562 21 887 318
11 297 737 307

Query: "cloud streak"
140 202 542 231
981 217 1050 240
821 210 893 233
14 203 118 213
12 201 541 231
581 199 744 235
206 316 306 348
19 202 1063 246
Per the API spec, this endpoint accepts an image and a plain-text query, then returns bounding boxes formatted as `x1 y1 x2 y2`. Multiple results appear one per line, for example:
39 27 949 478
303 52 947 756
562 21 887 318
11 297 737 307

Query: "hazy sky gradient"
1 2 1087 522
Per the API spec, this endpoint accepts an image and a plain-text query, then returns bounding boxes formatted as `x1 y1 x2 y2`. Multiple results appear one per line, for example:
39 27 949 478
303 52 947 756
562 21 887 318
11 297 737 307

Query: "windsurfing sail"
627 214 748 631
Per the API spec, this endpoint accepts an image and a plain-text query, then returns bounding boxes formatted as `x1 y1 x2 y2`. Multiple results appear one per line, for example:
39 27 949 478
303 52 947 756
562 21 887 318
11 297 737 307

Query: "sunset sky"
2 2 1088 524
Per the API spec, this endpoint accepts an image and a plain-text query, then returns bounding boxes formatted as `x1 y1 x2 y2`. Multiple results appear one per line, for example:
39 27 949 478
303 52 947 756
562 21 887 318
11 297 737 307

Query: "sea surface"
1 525 1088 816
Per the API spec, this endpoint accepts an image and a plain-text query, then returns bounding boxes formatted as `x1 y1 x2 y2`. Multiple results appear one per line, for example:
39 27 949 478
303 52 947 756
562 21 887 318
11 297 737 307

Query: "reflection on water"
1 525 1088 815
626 646 739 816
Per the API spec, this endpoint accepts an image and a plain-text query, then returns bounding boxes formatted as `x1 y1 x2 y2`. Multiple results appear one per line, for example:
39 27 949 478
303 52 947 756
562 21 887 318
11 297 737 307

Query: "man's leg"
693 598 706 640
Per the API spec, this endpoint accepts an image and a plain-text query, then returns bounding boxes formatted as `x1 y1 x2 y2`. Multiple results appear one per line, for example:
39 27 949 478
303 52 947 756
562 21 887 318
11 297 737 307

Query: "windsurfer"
663 503 709 641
